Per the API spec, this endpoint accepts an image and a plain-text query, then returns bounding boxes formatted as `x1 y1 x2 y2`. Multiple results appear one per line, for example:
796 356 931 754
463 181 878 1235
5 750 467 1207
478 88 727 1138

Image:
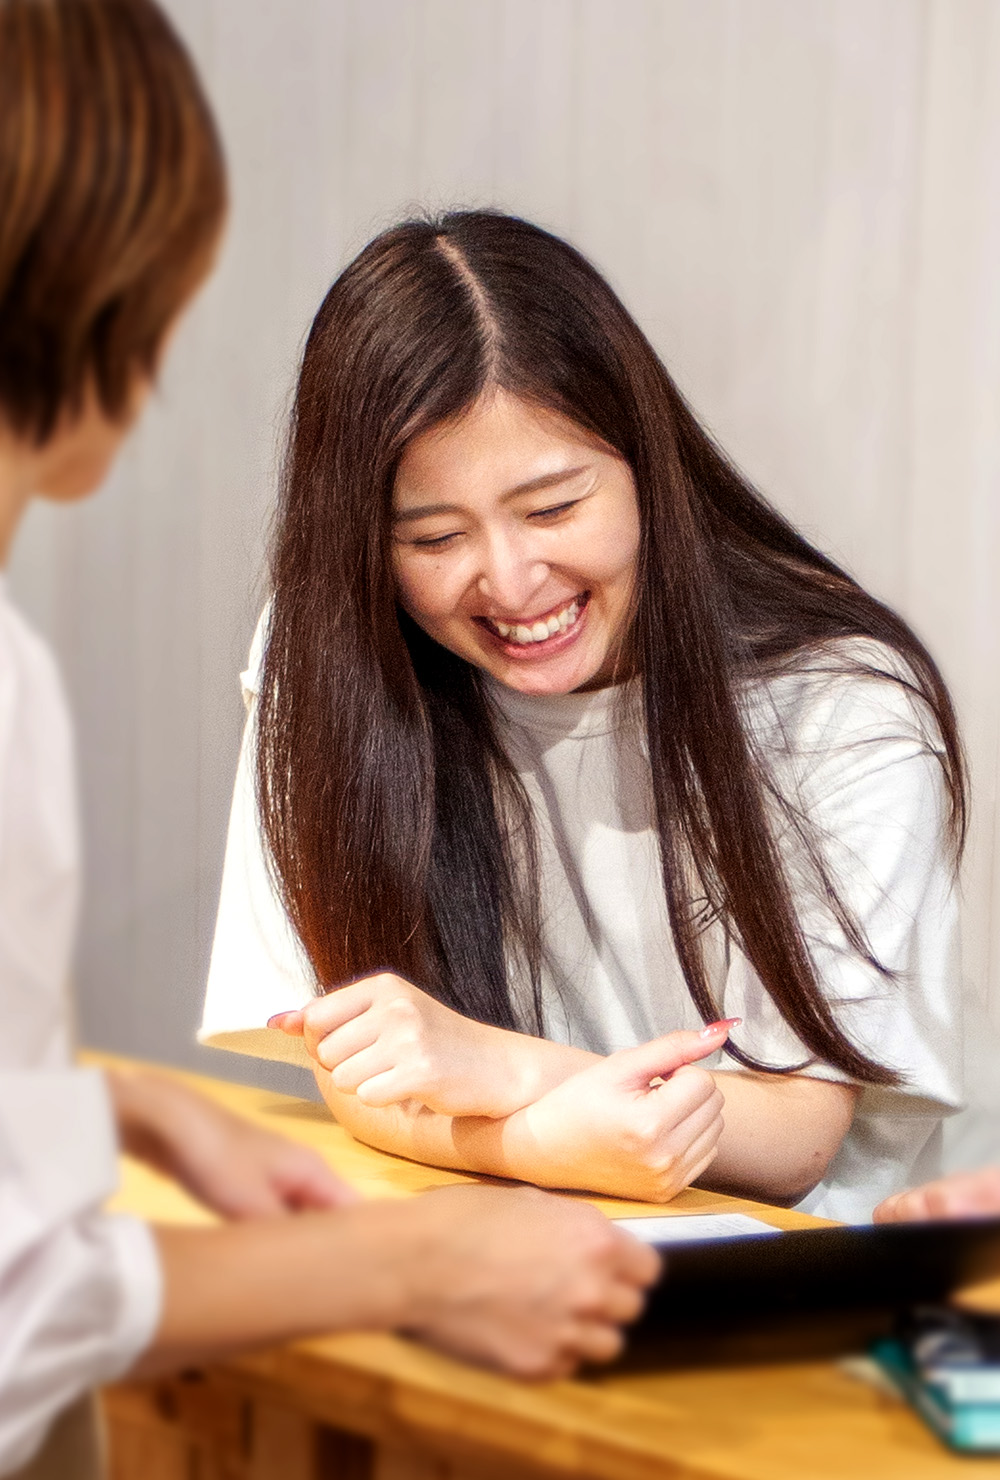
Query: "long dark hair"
258 210 965 1086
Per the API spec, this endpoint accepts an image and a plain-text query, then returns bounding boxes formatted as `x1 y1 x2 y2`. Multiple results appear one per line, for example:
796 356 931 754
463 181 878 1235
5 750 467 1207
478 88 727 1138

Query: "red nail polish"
700 1016 741 1037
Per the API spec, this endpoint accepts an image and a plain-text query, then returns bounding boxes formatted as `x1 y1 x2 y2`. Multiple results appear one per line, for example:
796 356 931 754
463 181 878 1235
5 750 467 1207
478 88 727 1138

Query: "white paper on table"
614 1213 782 1244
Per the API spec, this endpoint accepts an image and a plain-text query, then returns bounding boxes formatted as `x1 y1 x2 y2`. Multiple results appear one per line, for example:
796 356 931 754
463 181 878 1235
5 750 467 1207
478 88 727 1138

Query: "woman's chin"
488 648 609 696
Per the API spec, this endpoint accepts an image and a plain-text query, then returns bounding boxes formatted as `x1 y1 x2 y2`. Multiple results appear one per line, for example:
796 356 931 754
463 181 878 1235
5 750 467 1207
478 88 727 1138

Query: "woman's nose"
475 531 548 614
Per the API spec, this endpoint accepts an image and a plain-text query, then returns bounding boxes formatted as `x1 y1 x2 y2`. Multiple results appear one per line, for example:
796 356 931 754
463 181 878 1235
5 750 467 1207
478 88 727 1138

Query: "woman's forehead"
393 391 615 509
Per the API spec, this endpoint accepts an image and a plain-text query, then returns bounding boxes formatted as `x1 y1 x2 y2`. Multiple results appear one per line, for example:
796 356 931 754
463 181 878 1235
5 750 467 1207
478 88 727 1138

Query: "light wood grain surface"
88 1051 1000 1480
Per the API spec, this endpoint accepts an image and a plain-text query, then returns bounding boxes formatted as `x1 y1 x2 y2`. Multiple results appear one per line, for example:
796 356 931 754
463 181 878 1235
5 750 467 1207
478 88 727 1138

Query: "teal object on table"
873 1309 1000 1453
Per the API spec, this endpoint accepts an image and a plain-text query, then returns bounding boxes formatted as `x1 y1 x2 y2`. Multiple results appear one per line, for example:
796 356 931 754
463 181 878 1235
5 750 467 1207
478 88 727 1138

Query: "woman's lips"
477 593 589 659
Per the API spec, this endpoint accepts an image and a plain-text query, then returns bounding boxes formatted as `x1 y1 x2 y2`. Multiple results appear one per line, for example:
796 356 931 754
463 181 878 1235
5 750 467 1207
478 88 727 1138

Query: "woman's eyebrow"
394 466 589 524
506 465 589 498
394 501 462 524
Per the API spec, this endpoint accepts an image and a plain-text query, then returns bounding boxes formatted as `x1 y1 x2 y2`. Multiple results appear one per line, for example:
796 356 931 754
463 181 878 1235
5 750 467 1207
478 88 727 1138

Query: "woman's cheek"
393 555 433 622
394 558 457 631
410 552 475 620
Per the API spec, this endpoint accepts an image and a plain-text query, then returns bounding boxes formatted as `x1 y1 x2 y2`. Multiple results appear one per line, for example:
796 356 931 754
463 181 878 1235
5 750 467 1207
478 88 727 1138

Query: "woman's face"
392 390 641 695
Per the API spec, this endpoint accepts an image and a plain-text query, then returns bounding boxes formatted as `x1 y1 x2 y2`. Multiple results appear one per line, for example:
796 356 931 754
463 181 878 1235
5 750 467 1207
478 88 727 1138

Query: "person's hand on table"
874 1166 1000 1223
395 1183 660 1377
148 1179 659 1380
106 1067 357 1218
268 972 593 1118
496 1023 732 1202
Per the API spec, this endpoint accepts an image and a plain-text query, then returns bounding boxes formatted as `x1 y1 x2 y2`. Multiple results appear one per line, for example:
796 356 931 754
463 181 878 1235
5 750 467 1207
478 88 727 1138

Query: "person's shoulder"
746 637 945 762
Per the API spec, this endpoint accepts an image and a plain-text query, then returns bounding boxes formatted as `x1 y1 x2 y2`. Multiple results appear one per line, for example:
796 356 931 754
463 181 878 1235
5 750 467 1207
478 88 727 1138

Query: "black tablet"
617 1214 1000 1364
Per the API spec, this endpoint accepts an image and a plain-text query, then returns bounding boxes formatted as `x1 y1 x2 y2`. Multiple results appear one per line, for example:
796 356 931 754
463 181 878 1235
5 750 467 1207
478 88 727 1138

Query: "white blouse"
201 618 964 1223
0 583 160 1475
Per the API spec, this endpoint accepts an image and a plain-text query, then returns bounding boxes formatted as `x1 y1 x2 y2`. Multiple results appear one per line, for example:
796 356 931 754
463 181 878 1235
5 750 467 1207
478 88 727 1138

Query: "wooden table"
92 1052 1000 1480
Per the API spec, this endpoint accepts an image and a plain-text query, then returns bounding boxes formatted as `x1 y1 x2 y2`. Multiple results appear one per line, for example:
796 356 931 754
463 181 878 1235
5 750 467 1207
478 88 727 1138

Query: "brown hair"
0 0 226 441
258 210 966 1086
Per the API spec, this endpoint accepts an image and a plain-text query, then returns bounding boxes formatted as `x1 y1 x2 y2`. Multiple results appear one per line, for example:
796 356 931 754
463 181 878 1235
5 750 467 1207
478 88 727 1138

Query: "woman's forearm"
316 1028 730 1204
309 1029 601 1181
699 1072 859 1204
318 1055 857 1207
314 1071 522 1179
461 1026 599 1114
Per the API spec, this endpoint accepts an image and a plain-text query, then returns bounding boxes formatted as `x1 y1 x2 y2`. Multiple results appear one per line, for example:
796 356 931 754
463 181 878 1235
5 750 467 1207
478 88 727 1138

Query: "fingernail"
700 1017 741 1038
267 1012 294 1028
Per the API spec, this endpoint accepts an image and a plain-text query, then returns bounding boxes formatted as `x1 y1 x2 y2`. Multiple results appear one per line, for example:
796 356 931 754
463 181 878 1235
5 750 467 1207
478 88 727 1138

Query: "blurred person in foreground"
0 2 657 1475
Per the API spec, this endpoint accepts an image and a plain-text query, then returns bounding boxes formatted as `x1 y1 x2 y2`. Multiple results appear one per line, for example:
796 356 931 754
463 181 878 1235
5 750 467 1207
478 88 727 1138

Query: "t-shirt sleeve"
0 1069 162 1474
199 611 316 1067
716 661 963 1116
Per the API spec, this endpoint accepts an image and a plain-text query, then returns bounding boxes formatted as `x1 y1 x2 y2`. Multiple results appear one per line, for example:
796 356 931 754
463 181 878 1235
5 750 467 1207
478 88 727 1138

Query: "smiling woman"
201 210 968 1222
392 392 641 694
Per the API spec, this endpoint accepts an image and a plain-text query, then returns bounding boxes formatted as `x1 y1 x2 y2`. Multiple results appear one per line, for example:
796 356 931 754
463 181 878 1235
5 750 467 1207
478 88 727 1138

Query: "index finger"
296 982 378 1058
267 1010 305 1036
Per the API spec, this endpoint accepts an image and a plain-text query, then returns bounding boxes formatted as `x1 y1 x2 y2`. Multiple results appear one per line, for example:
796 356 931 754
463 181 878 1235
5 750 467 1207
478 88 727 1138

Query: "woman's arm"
314 1053 856 1206
700 1072 859 1204
143 1183 659 1380
279 980 856 1204
310 1024 729 1203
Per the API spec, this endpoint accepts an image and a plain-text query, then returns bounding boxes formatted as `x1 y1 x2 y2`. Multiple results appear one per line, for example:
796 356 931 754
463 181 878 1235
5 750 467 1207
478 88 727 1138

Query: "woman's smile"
392 392 640 695
478 591 587 650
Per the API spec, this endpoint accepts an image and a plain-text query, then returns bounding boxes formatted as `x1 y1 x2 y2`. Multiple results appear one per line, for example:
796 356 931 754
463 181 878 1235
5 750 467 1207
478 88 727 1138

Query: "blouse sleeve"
0 1069 161 1474
198 612 316 1068
716 654 963 1117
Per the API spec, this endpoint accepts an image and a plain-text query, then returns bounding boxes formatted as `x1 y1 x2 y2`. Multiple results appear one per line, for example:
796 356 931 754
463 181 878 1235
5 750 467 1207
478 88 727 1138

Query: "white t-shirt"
200 620 964 1223
0 583 161 1476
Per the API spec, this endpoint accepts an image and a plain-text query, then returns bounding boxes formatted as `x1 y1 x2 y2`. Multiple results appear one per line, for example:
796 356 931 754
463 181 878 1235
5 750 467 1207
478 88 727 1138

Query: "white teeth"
490 598 583 646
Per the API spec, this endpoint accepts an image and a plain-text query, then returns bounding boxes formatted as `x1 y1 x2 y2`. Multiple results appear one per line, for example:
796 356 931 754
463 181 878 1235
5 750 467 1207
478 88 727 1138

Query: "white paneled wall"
10 0 1000 1093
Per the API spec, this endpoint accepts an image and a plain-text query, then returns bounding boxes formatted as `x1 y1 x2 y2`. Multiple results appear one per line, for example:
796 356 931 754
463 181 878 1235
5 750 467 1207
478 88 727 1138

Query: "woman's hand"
269 973 594 1119
106 1068 357 1219
874 1167 1000 1224
496 1023 731 1202
293 1010 732 1206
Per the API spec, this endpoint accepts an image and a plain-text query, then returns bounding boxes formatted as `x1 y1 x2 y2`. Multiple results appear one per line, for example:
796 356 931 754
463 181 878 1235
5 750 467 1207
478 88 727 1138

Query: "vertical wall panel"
412 1 502 207
492 0 578 229
572 0 659 293
907 0 1000 1006
343 0 421 243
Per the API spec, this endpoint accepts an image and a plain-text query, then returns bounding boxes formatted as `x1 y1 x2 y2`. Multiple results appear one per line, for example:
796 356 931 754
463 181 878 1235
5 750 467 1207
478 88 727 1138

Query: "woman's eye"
411 531 459 550
529 500 579 521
